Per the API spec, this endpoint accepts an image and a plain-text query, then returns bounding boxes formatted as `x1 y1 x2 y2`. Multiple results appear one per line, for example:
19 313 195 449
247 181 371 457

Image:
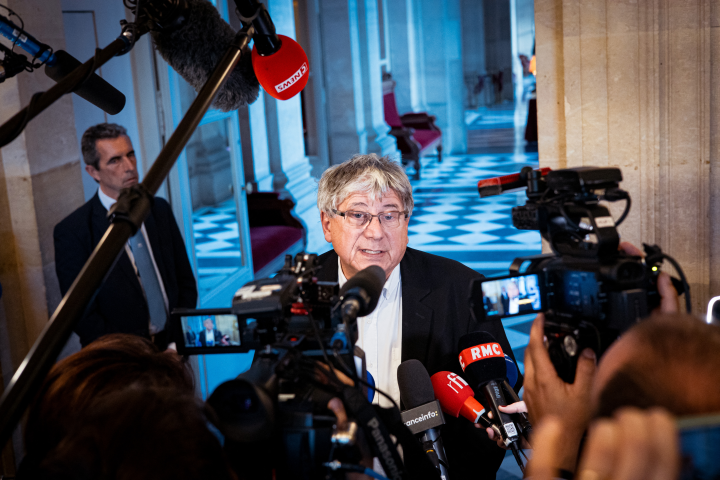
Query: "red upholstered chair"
247 192 305 278
382 77 442 179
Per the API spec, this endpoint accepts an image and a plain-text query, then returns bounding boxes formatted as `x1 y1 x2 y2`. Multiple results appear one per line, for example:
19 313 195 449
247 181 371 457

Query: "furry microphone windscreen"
151 0 260 111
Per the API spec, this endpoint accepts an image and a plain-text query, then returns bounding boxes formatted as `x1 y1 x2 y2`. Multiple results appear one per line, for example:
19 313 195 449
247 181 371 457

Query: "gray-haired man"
314 154 520 479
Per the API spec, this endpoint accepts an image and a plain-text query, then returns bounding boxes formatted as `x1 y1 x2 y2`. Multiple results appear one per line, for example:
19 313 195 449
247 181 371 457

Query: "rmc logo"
458 342 503 370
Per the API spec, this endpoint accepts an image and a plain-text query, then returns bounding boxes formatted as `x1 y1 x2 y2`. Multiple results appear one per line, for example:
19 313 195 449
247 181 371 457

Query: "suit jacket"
315 248 523 480
198 328 226 347
54 193 197 347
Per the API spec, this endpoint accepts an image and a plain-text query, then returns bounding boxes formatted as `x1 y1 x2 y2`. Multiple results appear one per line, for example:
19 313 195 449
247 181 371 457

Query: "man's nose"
122 155 136 171
363 215 384 238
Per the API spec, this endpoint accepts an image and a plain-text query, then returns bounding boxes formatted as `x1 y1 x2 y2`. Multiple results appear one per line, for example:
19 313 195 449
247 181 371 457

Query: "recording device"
473 166 690 383
0 12 126 113
235 0 310 100
430 371 490 428
458 331 528 472
677 413 720 480
173 254 435 479
397 360 450 480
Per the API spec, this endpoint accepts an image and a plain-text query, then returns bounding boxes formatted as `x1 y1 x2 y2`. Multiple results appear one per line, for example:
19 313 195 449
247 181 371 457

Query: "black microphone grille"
340 265 385 316
397 359 435 409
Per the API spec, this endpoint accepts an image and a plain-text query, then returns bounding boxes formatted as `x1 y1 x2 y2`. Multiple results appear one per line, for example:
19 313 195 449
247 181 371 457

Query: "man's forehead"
340 190 403 208
96 136 133 156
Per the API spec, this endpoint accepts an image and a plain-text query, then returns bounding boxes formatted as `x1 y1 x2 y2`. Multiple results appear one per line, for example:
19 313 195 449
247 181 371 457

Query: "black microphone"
149 0 260 111
339 265 385 321
397 360 450 480
458 331 526 472
0 13 126 114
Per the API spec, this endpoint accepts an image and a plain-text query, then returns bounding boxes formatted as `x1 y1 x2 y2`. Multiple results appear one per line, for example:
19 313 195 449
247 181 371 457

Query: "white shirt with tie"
98 187 169 334
338 259 403 408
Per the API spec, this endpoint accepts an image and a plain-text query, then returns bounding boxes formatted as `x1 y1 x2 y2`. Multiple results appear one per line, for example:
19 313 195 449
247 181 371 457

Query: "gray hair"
81 123 128 169
317 154 414 217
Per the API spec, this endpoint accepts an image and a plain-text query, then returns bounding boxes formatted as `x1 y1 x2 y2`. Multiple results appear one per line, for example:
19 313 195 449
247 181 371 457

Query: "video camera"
172 254 439 480
470 166 689 383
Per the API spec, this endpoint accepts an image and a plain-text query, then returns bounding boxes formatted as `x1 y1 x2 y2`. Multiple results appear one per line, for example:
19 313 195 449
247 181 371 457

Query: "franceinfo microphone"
234 0 310 100
397 360 450 480
430 371 491 428
458 332 526 471
0 14 126 114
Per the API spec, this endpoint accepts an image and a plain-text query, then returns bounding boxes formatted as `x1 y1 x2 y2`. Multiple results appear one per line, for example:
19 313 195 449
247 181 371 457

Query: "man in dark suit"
197 317 229 347
316 154 521 479
54 123 197 349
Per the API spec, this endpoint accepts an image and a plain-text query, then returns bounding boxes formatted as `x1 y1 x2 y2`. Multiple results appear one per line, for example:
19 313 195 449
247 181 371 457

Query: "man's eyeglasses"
332 209 409 229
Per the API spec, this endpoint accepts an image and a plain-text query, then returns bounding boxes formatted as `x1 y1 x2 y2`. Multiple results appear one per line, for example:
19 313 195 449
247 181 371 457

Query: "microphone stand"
0 24 256 449
0 21 145 147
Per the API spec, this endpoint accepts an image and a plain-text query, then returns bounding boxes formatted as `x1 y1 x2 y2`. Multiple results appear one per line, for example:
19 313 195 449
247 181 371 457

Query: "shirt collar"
97 186 116 212
337 257 401 301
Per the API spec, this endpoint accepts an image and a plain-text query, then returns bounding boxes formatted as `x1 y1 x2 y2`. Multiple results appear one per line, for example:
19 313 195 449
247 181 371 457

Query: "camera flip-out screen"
173 308 246 355
474 273 544 321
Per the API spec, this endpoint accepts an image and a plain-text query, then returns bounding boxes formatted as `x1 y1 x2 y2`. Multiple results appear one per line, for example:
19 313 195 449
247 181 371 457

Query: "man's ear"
85 164 101 183
320 211 333 243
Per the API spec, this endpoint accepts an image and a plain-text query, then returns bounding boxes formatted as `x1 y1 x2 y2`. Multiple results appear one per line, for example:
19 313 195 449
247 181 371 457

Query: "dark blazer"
198 328 227 347
315 247 522 480
54 193 197 347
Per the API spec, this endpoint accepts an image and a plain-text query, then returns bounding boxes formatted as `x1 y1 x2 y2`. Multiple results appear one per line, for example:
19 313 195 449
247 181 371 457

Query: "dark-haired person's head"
81 123 138 199
33 387 235 480
593 313 720 417
22 334 194 471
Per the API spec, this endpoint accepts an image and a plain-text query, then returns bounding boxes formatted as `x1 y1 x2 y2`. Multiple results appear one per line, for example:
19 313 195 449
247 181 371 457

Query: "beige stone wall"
535 0 720 313
0 0 84 379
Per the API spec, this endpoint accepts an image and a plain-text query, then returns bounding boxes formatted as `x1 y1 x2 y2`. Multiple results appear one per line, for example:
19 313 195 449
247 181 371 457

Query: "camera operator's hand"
619 241 679 313
523 313 596 472
527 408 679 480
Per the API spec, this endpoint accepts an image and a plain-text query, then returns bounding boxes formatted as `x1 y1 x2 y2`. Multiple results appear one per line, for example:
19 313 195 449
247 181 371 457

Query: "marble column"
411 0 467 154
238 98 274 193
318 0 398 165
385 0 413 114
461 0 487 109
264 0 326 254
535 0 720 312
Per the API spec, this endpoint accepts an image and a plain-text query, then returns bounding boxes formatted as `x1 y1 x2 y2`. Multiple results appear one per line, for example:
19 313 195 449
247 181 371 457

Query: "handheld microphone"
150 0 260 111
234 0 310 100
339 265 385 321
501 354 532 439
0 14 126 114
430 371 491 428
397 360 450 480
458 332 526 471
504 354 518 390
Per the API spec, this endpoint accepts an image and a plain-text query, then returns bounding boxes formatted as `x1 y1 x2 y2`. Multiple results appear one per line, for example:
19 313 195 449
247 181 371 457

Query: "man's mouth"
361 249 383 255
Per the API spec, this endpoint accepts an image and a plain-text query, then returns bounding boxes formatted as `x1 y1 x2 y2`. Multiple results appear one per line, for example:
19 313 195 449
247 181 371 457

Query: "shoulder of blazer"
314 249 339 282
401 247 483 287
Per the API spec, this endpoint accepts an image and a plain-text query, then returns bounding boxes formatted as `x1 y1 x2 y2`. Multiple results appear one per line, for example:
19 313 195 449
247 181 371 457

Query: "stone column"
535 0 719 312
411 0 467 153
386 0 413 114
462 0 487 109
318 0 398 165
238 98 274 193
264 0 326 254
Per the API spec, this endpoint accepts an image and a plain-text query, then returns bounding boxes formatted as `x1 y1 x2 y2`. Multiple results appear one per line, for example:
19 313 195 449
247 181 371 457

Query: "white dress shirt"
338 259 402 408
98 187 170 333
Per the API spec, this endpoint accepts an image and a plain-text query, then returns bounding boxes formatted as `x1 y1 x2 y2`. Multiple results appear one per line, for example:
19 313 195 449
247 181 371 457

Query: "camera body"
476 166 667 383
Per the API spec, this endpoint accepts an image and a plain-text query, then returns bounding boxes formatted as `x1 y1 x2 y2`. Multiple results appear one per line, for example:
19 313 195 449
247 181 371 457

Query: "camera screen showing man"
180 314 240 348
481 274 542 317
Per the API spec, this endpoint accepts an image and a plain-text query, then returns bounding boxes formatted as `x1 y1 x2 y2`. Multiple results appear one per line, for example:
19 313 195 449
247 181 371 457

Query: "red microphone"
430 371 487 424
251 35 309 100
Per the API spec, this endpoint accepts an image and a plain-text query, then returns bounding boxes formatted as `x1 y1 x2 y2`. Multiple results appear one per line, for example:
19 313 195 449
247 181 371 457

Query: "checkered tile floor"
192 199 243 298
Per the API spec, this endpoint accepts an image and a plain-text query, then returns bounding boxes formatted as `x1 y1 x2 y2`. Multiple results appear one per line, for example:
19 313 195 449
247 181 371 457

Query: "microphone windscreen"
430 371 473 417
458 331 507 387
151 0 260 111
339 265 385 316
251 35 309 100
397 359 435 409
44 50 126 115
504 354 518 389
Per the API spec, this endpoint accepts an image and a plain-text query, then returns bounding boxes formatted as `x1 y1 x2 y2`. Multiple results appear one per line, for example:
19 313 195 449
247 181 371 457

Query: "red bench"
382 77 442 179
247 192 305 278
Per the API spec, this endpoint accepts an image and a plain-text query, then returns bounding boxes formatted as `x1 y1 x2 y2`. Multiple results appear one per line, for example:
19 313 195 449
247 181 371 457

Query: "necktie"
129 230 167 333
